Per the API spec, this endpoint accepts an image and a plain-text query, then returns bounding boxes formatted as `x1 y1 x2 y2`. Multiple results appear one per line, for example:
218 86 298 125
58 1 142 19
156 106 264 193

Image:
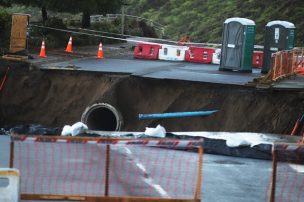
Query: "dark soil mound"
0 60 303 134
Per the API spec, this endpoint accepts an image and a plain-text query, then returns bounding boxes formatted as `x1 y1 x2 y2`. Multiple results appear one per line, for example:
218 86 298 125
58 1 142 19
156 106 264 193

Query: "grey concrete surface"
0 135 276 202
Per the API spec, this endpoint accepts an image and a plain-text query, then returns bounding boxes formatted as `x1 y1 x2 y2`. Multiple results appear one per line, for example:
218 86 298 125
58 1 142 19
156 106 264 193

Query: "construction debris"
2 54 28 61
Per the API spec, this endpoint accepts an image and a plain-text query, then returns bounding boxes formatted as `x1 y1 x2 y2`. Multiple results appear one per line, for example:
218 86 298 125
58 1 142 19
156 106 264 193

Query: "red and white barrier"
158 45 189 61
134 43 161 60
11 135 203 148
185 47 215 64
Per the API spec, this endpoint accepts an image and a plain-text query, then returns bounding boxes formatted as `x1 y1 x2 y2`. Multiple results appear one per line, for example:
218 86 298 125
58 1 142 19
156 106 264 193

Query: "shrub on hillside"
28 17 69 49
0 10 11 54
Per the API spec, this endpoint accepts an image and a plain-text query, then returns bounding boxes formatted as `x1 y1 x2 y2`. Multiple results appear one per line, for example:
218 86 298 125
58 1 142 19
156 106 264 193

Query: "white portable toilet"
219 17 256 72
158 45 189 61
0 168 20 202
212 48 221 64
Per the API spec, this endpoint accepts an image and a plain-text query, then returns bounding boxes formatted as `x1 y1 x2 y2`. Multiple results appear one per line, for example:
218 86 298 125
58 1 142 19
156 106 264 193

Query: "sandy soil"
0 59 303 134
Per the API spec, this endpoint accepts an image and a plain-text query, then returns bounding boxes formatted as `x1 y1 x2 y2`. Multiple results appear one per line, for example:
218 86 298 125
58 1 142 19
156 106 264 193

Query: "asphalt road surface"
31 44 304 89
40 58 261 86
0 135 277 202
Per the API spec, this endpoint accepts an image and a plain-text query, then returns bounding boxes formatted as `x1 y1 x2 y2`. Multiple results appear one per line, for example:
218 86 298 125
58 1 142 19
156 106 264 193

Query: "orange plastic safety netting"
271 48 304 81
11 135 203 200
268 144 304 202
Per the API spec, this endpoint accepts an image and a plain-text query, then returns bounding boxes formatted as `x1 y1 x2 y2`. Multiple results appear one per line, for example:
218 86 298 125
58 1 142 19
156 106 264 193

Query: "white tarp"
62 122 88 136
144 125 166 138
87 130 300 148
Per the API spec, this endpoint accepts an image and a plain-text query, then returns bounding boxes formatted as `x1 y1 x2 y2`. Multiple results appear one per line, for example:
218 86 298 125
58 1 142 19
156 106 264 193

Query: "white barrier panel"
212 48 221 64
158 45 188 61
0 168 20 202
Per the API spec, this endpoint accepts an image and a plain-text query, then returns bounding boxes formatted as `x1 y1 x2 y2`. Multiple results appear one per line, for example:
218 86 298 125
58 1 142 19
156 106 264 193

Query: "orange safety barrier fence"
268 143 304 202
270 48 304 81
10 135 203 202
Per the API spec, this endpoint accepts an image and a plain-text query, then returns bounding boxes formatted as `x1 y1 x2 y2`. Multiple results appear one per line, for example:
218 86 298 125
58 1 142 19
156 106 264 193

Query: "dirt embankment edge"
0 60 303 134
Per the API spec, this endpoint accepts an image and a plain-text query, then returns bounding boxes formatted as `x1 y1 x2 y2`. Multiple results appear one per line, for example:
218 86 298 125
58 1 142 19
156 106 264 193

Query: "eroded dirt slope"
0 60 303 134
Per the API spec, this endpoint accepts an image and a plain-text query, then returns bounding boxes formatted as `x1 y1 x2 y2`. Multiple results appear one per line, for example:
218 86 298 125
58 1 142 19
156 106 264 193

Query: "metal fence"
90 14 165 33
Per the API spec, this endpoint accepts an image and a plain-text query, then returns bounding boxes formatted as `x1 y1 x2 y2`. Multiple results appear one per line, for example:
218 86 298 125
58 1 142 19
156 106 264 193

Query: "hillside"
127 0 304 46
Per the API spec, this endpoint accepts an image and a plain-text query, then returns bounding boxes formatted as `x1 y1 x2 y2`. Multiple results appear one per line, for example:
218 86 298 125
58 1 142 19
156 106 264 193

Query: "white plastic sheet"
71 122 88 136
144 125 166 138
61 125 72 136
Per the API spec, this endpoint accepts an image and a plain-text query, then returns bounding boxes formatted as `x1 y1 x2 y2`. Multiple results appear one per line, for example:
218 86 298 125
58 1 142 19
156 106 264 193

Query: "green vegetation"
0 9 10 53
1 0 304 51
0 1 125 50
0 1 154 50
127 0 304 46
8 0 122 27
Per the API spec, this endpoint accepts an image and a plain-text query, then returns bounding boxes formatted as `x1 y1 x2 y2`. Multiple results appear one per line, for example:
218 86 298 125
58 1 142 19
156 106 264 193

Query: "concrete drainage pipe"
81 103 123 131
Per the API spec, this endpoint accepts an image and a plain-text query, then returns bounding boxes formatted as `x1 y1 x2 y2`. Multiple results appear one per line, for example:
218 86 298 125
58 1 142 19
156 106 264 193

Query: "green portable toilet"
262 21 296 74
219 17 256 73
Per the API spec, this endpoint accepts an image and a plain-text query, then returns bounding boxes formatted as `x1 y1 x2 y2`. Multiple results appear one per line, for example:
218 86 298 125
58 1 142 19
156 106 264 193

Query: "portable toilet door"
219 17 256 72
261 21 296 74
158 45 188 61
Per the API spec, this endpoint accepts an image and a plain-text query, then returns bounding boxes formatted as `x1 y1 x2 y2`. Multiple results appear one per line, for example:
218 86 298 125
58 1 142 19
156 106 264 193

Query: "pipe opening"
81 103 123 131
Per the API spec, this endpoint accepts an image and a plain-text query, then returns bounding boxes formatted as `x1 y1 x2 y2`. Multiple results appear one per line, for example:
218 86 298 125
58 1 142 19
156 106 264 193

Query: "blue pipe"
138 110 218 120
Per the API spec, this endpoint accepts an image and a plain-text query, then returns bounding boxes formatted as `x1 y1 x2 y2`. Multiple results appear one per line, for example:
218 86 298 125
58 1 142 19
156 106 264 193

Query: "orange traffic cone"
65 36 73 53
97 42 104 59
39 40 47 58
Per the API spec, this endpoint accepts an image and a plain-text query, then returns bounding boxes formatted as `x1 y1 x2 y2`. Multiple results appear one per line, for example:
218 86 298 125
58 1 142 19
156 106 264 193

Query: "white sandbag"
144 124 166 138
61 125 72 136
226 136 251 148
71 122 88 136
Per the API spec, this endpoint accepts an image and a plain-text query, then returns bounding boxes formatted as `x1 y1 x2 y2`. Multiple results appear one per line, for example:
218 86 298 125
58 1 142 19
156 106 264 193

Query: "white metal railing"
90 14 164 31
